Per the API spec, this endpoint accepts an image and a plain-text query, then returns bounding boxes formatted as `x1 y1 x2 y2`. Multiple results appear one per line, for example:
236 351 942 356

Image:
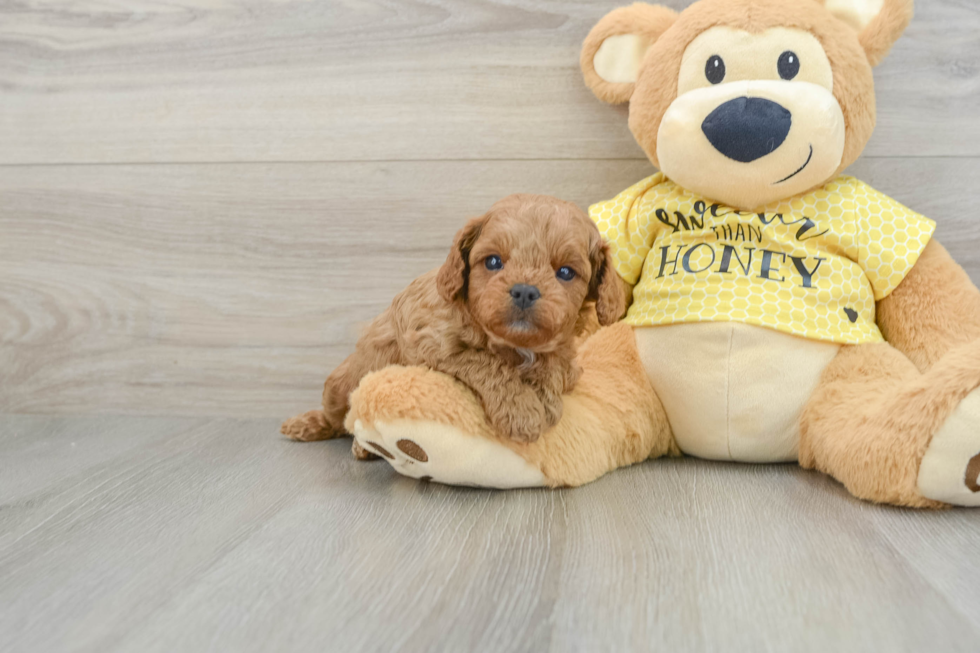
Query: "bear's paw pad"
351 418 546 489
919 387 980 507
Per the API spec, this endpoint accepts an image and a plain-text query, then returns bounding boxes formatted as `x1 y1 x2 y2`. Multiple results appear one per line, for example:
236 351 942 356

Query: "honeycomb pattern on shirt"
590 174 935 344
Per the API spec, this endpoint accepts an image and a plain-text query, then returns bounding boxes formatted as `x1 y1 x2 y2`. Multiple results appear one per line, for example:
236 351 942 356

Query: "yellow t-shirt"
590 174 936 344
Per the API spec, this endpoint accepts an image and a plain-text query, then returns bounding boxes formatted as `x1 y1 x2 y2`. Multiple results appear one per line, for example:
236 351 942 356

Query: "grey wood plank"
549 466 980 652
1 416 977 653
865 505 980 633
0 415 207 539
0 0 977 164
2 158 978 418
0 416 343 653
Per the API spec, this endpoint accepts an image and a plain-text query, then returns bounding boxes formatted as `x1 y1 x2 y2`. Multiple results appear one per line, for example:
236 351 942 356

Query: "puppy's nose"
510 284 541 310
701 97 792 163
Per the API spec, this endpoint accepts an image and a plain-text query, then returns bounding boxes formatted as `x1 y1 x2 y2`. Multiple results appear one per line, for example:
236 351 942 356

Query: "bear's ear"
581 3 678 105
823 0 914 67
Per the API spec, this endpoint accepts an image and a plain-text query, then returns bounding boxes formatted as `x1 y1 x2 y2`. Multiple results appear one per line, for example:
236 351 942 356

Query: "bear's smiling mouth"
773 145 814 185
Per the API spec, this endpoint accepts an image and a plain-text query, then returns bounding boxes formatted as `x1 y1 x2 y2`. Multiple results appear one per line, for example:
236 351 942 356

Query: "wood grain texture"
2 1 978 651
3 158 979 418
1 0 978 164
0 416 978 653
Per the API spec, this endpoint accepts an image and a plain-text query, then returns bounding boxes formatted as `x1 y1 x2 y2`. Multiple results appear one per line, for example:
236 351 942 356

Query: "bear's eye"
485 255 503 271
778 51 800 80
705 55 726 84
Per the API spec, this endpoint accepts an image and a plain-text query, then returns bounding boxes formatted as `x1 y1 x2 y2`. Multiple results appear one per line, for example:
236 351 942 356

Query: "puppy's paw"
351 440 381 461
563 361 582 393
489 392 547 443
280 409 340 442
540 394 564 429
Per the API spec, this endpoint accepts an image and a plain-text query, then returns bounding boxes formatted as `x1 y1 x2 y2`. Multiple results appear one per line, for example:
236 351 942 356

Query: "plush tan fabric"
919 389 980 506
800 336 980 508
876 240 980 371
635 323 840 463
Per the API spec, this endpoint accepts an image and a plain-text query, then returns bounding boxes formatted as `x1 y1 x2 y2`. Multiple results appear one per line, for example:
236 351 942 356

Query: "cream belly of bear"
634 322 841 462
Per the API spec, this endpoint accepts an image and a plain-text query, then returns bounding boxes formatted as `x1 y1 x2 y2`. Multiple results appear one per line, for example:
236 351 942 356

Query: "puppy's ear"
823 0 913 67
581 3 679 105
588 236 627 326
437 214 487 303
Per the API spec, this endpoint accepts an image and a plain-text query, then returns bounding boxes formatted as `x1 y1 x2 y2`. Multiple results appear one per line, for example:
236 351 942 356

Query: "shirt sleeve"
589 175 664 287
851 179 936 301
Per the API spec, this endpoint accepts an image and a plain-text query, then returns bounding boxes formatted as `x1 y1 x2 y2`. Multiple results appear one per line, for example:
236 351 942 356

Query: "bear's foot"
919 387 980 506
351 418 546 488
347 366 546 489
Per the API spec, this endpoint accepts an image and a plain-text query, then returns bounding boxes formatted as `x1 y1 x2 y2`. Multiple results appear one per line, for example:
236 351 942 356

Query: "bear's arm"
618 270 634 313
876 239 980 371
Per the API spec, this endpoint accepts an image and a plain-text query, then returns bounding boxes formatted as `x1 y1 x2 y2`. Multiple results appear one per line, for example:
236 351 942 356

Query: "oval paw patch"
397 439 429 462
365 441 394 460
966 452 980 493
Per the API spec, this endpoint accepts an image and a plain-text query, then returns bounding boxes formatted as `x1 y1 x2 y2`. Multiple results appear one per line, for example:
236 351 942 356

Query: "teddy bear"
338 0 980 508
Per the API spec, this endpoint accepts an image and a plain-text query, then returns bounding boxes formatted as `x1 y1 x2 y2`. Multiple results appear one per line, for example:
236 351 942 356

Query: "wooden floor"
2 415 979 653
2 0 979 651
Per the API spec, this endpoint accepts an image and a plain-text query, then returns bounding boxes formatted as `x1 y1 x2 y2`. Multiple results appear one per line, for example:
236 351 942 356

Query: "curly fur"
281 194 625 445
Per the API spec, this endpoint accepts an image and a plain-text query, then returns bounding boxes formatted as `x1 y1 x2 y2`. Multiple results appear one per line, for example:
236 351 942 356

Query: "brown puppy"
281 194 624 449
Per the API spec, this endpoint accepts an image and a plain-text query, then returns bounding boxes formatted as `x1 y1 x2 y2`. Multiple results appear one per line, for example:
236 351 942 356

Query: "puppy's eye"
485 255 503 271
778 51 800 80
705 55 726 85
556 266 576 281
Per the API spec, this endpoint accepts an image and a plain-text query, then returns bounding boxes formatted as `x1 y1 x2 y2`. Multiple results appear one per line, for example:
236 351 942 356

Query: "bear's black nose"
701 97 792 163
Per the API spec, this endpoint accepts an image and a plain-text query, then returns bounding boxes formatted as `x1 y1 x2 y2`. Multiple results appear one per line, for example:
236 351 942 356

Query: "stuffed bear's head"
581 0 913 210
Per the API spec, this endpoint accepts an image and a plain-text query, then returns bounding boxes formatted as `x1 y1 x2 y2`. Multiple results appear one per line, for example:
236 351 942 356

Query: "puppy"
281 194 625 449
